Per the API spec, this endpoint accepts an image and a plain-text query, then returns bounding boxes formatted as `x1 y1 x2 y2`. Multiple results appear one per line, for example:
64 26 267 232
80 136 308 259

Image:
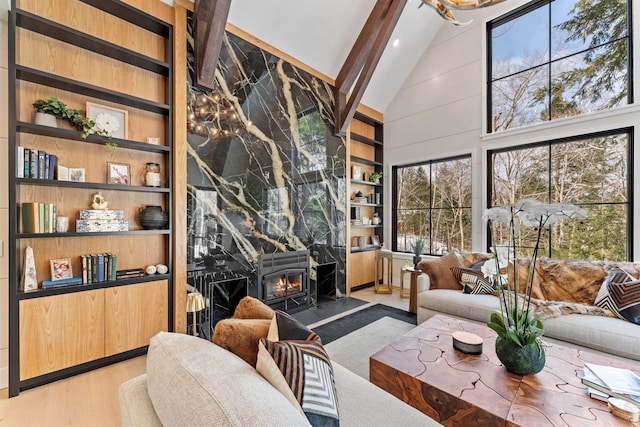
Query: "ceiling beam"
335 0 406 135
194 0 232 89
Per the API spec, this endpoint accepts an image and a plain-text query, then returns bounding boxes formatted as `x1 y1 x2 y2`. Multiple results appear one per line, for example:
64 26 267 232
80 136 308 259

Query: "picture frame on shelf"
69 167 85 182
351 165 363 181
86 102 128 139
146 136 160 145
57 165 69 181
371 235 380 246
50 258 73 281
107 162 130 185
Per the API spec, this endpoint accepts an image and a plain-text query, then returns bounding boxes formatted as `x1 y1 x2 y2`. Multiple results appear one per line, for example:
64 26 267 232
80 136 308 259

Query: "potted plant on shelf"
410 236 425 268
32 97 116 150
483 199 587 375
369 171 383 184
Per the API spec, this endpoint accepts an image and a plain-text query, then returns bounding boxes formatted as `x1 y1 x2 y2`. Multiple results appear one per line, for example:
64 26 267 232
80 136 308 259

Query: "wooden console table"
370 314 640 426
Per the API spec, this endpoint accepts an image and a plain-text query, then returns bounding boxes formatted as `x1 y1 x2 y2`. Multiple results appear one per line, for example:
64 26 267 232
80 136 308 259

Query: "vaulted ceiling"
165 0 447 114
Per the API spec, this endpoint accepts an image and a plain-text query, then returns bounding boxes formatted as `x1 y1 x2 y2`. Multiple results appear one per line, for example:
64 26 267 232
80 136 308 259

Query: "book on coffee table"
585 363 640 397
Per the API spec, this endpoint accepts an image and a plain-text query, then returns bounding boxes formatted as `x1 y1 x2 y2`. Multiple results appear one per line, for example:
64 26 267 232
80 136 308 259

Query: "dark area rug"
312 304 417 344
292 297 369 326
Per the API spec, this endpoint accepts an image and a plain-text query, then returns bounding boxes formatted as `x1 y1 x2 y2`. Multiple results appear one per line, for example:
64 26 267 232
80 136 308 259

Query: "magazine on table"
585 363 640 397
582 367 640 408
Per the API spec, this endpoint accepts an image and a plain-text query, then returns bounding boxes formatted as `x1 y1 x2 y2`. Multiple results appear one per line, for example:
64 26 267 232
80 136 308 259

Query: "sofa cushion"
268 310 320 342
418 252 463 290
257 338 339 426
450 266 492 294
594 268 640 324
417 289 500 323
146 332 310 427
212 318 271 367
233 295 275 320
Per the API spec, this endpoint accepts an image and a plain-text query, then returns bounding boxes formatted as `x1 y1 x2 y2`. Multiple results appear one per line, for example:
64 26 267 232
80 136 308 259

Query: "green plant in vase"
483 199 587 375
410 236 425 268
32 97 116 150
368 171 383 184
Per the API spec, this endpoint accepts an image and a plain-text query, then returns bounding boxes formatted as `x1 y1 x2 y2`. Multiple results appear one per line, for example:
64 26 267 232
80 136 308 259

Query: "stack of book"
16 147 58 180
115 268 145 280
21 202 57 233
76 210 128 232
81 253 117 284
582 363 640 408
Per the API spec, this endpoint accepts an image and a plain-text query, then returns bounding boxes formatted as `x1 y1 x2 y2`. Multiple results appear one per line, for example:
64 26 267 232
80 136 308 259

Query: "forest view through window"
488 130 631 261
488 0 631 132
394 156 471 255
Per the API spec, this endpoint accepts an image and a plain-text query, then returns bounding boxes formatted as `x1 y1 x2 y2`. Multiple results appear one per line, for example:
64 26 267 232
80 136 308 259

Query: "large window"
393 156 472 255
488 0 631 133
488 129 632 261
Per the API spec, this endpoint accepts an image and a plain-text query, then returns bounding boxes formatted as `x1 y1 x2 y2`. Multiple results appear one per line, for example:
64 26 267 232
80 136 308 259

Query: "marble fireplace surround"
185 14 348 306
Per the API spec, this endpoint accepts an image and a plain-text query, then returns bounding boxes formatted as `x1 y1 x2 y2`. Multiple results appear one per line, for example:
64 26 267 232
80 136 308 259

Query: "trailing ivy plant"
33 97 116 150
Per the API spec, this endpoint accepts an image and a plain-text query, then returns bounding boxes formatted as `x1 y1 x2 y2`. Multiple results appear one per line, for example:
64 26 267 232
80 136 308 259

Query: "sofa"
416 252 640 361
119 331 442 426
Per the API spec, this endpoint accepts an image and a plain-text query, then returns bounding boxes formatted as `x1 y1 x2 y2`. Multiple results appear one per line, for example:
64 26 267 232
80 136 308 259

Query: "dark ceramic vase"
138 205 168 230
413 255 421 269
495 336 545 376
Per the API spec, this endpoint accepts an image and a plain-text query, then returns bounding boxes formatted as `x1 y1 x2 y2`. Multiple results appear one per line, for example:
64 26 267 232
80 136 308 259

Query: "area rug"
323 316 415 380
312 303 416 344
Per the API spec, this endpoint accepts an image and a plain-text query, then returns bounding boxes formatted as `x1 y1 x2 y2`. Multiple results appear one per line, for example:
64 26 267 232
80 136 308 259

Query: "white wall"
383 0 640 283
0 7 9 389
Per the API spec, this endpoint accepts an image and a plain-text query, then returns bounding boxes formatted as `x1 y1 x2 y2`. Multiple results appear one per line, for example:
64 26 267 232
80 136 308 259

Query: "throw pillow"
450 266 493 294
257 338 340 427
268 310 320 342
417 252 463 290
594 268 640 324
233 295 275 320
212 318 271 367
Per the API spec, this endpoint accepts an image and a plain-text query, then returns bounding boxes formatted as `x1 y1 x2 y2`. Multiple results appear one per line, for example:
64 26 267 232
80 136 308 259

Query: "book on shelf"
41 276 83 287
582 367 640 407
116 268 145 280
21 202 38 233
38 150 45 179
16 146 24 178
585 363 640 397
30 149 37 178
49 154 57 180
23 148 30 178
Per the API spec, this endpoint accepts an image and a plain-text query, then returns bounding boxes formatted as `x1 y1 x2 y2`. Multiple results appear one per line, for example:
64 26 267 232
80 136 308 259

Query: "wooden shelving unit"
347 112 384 293
8 0 174 396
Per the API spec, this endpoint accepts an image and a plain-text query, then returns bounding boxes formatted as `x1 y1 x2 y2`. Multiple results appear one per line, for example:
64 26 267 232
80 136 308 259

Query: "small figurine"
91 192 108 210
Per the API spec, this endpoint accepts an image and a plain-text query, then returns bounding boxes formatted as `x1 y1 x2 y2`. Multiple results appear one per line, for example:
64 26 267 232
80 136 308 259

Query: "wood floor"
0 286 405 426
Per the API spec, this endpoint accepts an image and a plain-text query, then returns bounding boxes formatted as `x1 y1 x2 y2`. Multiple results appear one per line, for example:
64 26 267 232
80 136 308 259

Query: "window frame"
392 154 472 256
486 0 634 134
486 127 634 261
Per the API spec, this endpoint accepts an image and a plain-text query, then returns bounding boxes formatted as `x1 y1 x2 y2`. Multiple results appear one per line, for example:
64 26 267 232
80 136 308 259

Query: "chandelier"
419 0 506 26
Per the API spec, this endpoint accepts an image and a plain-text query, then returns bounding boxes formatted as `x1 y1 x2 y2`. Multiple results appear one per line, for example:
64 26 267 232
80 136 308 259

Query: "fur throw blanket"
491 291 615 321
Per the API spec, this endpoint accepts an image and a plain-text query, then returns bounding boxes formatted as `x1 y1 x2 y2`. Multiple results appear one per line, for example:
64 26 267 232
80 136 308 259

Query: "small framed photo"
50 258 73 281
107 162 130 185
86 102 128 140
69 167 85 182
57 165 69 181
352 165 363 181
371 235 380 247
146 137 160 145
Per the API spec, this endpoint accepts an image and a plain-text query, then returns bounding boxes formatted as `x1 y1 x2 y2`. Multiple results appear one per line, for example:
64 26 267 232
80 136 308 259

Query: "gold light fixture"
419 0 506 26
186 292 206 336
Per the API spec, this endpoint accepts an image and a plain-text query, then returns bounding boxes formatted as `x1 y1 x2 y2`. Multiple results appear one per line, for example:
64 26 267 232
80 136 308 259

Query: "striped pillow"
450 266 493 294
594 268 640 324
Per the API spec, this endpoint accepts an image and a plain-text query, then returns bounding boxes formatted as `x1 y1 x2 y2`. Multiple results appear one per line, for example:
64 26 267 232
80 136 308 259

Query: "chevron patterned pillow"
257 338 339 426
594 268 640 324
450 266 493 294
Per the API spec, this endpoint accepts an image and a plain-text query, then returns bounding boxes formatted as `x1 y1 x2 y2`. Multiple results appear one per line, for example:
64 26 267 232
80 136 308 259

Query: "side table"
400 267 421 314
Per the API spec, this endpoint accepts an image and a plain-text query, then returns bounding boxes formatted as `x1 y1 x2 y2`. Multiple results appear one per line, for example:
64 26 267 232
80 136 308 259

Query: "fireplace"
258 250 311 312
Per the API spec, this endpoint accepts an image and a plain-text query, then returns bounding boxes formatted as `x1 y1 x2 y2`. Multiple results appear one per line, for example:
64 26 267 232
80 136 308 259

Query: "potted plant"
369 171 383 184
483 200 586 375
32 97 115 149
410 236 425 268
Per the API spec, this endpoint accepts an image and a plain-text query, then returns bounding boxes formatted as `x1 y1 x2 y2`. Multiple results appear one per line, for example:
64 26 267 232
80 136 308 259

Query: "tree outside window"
488 129 630 261
393 156 472 255
488 0 630 133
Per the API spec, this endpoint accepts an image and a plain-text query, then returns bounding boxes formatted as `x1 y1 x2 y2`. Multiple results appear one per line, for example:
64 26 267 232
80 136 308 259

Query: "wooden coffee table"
370 314 640 426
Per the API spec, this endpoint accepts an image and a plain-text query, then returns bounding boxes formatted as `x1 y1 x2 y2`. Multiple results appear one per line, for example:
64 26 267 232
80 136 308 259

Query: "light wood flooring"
0 285 407 426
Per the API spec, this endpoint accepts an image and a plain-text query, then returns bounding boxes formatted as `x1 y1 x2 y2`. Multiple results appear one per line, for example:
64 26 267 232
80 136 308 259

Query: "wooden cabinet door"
104 280 169 356
20 290 105 380
347 251 376 292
